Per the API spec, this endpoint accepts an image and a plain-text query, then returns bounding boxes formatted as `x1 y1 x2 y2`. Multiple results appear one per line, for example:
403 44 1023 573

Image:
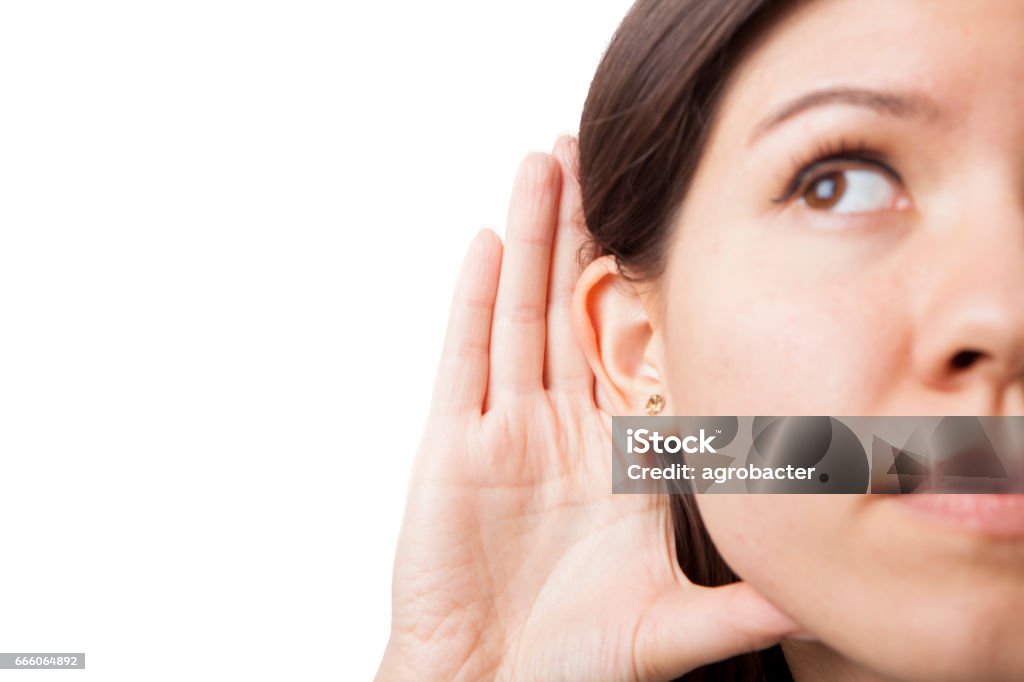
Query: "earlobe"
571 255 665 415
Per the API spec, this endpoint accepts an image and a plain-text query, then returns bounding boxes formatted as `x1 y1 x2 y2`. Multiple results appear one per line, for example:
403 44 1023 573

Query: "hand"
377 138 802 681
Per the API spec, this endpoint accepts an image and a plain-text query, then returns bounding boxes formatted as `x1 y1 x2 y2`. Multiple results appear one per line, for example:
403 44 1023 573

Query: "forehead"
716 0 1024 135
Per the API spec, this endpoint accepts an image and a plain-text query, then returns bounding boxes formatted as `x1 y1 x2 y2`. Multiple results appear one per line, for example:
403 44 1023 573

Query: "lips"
898 493 1024 538
879 437 1021 495
914 474 1021 494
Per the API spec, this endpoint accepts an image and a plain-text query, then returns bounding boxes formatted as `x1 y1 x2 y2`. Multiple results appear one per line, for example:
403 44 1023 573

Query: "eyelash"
771 138 904 205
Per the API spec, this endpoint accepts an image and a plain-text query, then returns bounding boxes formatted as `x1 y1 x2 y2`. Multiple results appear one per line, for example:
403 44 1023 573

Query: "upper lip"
919 476 1021 493
911 444 1020 493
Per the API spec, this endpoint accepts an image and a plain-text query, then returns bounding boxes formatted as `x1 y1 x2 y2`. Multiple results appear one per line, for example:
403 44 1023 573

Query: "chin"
819 572 1024 682
701 495 1024 679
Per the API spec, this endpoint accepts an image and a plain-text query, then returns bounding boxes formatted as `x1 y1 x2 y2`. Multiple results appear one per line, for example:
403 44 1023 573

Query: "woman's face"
657 0 1024 679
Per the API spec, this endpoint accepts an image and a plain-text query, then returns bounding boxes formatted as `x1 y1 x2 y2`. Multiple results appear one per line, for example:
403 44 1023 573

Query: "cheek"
659 251 909 414
696 494 1024 680
694 494 865 621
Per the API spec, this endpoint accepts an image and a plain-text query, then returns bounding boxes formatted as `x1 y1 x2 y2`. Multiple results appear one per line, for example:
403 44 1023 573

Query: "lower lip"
897 494 1024 538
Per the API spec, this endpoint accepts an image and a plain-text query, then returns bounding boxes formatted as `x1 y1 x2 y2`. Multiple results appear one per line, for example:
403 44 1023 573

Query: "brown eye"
803 171 847 209
799 168 899 214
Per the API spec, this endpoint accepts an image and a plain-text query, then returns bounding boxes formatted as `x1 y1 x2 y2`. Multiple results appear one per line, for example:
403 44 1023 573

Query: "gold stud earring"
645 394 665 415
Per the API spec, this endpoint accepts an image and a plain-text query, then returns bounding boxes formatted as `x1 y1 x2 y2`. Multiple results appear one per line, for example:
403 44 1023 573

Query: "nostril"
950 350 983 370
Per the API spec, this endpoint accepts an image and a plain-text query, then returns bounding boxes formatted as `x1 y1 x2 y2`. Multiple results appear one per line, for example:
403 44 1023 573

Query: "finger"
545 136 594 393
633 581 802 680
488 153 562 396
431 229 503 417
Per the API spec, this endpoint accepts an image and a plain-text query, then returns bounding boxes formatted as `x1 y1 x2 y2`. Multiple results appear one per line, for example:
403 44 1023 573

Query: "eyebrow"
748 86 943 145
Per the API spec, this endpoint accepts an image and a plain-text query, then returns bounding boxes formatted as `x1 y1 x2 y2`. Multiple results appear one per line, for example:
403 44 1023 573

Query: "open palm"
377 138 801 682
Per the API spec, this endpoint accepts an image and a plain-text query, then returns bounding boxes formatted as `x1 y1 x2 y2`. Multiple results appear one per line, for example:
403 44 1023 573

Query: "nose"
913 301 1024 389
911 203 1024 395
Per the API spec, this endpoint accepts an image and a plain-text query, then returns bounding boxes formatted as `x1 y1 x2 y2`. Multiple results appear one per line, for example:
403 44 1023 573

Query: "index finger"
545 135 594 393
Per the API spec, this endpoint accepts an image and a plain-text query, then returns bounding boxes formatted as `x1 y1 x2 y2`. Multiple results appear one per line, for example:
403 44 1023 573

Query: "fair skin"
377 139 803 682
381 0 1024 680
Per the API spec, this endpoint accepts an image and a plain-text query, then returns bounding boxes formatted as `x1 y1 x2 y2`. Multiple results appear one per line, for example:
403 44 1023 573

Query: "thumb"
632 581 805 681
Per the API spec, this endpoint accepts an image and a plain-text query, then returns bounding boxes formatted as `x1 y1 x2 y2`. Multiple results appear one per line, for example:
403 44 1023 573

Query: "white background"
0 1 633 680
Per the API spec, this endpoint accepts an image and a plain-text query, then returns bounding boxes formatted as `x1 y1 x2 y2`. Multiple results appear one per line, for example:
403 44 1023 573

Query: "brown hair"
578 1 794 679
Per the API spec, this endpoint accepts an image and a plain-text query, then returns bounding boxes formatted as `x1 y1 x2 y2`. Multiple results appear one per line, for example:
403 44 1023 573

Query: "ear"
571 255 667 415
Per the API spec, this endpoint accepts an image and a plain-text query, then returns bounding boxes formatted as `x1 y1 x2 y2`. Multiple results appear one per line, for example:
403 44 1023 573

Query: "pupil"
804 171 846 209
817 177 837 199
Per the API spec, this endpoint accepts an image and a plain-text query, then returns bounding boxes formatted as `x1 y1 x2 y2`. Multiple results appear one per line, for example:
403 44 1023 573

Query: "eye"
801 168 900 213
